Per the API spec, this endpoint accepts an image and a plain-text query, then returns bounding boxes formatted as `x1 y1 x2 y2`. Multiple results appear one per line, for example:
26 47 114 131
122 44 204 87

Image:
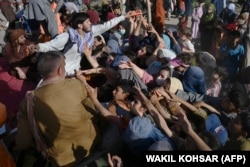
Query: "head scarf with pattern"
201 3 216 23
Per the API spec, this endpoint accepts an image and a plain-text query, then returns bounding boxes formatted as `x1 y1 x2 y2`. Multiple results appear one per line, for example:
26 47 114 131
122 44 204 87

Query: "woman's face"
94 37 103 48
130 96 145 117
106 54 114 66
207 7 213 14
137 46 147 57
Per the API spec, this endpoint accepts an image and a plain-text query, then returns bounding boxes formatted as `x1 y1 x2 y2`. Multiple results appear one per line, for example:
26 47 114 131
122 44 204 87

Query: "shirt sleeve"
92 15 126 37
38 32 69 52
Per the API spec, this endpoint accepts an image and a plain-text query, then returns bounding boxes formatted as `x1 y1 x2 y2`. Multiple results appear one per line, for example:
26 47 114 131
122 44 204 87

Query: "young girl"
206 67 228 97
191 1 204 45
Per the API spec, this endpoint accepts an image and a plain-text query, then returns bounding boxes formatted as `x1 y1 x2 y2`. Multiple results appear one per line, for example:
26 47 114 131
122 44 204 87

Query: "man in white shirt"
29 12 131 76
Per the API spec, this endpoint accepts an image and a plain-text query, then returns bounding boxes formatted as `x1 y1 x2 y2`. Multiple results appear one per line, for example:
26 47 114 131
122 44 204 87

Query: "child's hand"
75 70 87 83
118 60 133 69
150 93 159 105
174 110 192 134
15 67 27 80
167 29 174 38
83 44 92 56
108 153 123 167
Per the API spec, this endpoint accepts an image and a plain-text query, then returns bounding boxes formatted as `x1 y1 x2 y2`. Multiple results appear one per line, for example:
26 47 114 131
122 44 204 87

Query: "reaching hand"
174 111 193 134
150 93 159 105
83 44 92 57
108 153 123 167
75 70 87 83
28 44 40 53
166 29 174 38
118 61 133 69
15 67 27 80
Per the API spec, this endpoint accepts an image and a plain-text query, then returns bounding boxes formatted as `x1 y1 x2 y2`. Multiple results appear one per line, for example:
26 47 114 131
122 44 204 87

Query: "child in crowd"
222 111 250 150
191 0 204 46
167 27 195 54
178 15 188 30
206 67 228 97
101 79 135 130
220 30 244 76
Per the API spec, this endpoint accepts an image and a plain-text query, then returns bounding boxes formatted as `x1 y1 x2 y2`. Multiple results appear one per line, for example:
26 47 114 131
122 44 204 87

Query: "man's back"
17 78 100 166
34 78 99 166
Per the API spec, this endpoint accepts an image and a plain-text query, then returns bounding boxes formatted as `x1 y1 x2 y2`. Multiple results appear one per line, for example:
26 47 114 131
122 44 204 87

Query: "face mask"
156 78 165 86
118 29 126 36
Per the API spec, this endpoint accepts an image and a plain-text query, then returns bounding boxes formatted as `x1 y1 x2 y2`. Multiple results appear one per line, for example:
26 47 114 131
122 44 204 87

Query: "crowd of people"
0 0 250 167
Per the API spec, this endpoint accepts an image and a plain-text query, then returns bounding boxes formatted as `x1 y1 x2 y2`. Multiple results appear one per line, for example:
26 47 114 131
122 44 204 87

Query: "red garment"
87 10 100 25
0 57 36 129
154 0 166 34
107 12 116 21
3 40 33 77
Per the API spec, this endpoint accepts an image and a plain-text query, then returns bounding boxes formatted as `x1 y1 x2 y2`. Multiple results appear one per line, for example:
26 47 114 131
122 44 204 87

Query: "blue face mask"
118 29 126 36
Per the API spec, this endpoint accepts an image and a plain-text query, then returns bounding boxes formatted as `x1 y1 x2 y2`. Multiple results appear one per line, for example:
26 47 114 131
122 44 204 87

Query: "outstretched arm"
76 71 122 127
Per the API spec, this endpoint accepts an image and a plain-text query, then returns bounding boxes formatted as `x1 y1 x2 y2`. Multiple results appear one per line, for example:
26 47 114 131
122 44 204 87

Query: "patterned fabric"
26 91 48 160
68 27 94 53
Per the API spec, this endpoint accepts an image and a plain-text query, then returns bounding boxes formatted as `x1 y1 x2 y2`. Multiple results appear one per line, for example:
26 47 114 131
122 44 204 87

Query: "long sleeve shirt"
38 16 126 76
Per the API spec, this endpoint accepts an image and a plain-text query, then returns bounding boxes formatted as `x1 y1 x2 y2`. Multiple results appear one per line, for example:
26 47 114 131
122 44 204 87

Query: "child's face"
221 97 236 113
106 55 114 66
212 72 220 80
227 116 243 137
130 96 146 116
113 86 127 101
179 32 188 41
137 46 147 57
94 37 103 48
114 8 121 15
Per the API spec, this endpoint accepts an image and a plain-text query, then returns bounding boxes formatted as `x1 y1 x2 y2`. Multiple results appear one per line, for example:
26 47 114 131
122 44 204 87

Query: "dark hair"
37 51 65 77
213 67 228 79
160 65 171 77
228 82 250 110
124 50 137 62
199 131 222 150
112 3 121 10
179 27 192 38
117 79 135 94
71 12 89 29
145 45 154 57
239 112 250 138
230 30 241 38
60 13 73 26
176 53 193 65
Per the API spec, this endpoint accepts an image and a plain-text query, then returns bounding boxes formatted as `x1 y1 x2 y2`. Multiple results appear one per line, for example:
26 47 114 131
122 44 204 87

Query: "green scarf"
201 3 215 23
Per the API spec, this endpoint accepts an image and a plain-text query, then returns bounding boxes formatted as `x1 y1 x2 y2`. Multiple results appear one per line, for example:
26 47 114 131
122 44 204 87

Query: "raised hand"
83 44 92 57
108 153 123 167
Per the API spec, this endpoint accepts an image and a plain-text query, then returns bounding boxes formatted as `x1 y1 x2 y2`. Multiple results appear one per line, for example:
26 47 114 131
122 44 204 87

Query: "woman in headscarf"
199 3 216 52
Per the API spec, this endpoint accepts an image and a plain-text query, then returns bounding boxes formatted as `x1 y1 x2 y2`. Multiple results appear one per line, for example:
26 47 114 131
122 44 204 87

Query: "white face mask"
156 78 165 86
118 29 126 36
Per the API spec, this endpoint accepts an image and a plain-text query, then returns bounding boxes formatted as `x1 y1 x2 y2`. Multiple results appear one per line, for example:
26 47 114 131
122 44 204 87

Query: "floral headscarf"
201 3 216 23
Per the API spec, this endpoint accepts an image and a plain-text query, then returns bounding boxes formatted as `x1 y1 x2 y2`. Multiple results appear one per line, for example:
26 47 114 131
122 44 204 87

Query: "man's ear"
57 65 63 76
78 23 83 29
